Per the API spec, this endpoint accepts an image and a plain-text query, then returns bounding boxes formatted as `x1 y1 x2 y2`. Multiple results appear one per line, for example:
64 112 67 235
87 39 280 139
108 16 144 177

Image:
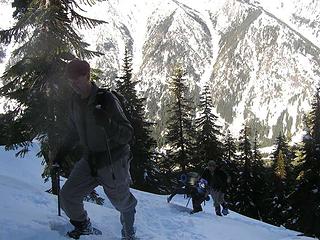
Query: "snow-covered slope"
0 144 316 240
249 0 320 49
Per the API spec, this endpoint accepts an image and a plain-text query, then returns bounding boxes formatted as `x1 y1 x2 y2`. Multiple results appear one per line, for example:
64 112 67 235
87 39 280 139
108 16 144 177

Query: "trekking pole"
52 163 61 216
186 196 191 208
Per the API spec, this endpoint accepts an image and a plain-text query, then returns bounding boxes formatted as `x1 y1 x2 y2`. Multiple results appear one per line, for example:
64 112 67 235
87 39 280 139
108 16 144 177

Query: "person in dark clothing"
201 160 231 216
190 178 210 214
54 59 137 240
167 172 209 214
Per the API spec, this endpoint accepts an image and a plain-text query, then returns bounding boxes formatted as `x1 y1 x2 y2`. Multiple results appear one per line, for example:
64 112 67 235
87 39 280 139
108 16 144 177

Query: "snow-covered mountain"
248 0 320 49
1 0 319 145
0 144 316 240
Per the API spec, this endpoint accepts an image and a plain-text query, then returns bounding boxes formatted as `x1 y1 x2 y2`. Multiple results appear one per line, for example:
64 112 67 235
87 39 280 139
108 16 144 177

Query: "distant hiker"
201 160 231 216
54 59 137 240
167 172 209 214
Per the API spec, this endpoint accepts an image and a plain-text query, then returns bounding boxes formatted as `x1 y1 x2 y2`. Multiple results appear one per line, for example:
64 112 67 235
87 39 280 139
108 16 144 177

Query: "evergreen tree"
239 124 253 170
265 133 294 226
288 90 320 237
252 131 263 168
275 150 286 179
0 0 105 192
194 84 223 170
115 48 158 192
223 130 240 210
272 132 293 178
251 130 268 220
223 130 238 164
164 65 195 174
233 124 261 219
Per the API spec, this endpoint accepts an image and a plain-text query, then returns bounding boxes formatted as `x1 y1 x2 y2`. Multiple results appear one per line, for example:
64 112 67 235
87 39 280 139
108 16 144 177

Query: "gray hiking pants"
60 156 137 231
209 189 226 208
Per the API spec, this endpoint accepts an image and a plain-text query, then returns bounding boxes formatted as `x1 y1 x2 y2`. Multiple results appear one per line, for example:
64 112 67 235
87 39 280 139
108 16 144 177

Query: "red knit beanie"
66 59 90 79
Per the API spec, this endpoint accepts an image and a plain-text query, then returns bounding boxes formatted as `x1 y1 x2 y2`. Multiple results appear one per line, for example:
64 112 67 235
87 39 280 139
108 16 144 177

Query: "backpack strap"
95 89 127 119
94 88 134 145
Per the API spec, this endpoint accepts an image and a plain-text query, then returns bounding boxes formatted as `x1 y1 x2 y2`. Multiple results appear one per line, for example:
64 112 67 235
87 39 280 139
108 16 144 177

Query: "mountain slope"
249 0 320 49
0 144 316 240
210 2 319 144
45 0 320 144
1 0 319 145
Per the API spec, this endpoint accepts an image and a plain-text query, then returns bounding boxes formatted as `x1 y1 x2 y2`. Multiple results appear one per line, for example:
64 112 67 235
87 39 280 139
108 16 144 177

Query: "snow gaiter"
120 209 136 237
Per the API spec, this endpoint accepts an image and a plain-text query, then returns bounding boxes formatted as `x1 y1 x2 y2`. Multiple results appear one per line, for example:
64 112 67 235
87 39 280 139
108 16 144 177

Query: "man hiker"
54 59 137 239
201 160 231 216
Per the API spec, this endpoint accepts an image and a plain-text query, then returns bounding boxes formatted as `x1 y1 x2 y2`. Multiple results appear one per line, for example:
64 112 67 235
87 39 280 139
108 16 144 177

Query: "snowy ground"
0 143 316 240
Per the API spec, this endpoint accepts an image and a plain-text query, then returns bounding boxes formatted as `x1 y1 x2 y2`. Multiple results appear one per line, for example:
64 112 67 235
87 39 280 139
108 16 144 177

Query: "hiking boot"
121 233 137 239
121 228 137 240
215 206 222 216
68 218 93 239
221 202 229 215
190 209 202 214
222 208 229 215
120 210 136 240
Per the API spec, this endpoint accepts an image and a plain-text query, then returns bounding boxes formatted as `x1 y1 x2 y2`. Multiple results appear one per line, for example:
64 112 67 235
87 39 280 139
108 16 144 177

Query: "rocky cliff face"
1 0 319 146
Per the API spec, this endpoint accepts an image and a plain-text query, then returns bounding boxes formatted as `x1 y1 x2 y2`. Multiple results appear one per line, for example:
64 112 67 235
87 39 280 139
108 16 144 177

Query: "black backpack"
95 88 135 146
